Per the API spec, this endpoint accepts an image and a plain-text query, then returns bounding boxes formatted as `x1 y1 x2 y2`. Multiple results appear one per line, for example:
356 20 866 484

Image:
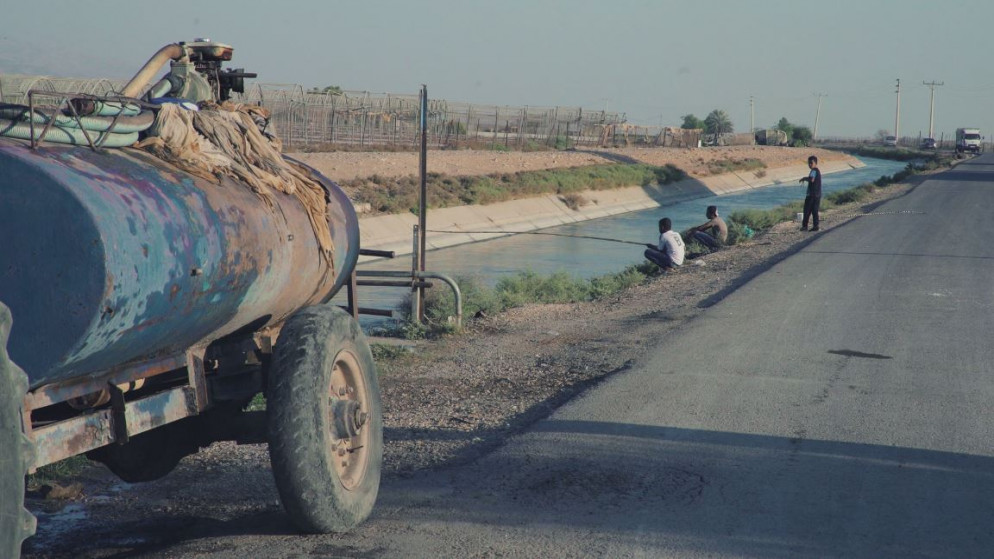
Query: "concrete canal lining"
357 157 863 261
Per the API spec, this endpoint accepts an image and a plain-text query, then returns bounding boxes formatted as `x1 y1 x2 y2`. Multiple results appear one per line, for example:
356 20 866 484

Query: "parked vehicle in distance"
921 137 937 150
883 135 898 147
956 128 983 153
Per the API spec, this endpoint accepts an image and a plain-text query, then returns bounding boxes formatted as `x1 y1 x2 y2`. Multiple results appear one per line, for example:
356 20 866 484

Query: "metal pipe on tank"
120 43 186 98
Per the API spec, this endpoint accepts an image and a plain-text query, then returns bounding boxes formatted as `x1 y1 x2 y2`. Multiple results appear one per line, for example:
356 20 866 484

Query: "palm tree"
704 110 733 135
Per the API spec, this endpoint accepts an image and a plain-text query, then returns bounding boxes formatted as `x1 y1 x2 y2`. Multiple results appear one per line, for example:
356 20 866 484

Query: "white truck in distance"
956 128 982 153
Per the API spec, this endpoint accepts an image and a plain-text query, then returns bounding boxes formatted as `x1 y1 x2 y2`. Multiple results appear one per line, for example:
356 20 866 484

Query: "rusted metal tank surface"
0 138 359 388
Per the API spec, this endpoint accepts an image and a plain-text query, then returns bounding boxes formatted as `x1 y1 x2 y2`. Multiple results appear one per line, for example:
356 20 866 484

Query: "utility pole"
813 92 826 139
923 80 944 139
894 79 901 142
750 95 755 132
417 84 428 322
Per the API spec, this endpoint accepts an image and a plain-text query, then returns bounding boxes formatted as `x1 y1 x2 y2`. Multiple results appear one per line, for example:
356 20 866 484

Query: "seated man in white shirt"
645 217 685 269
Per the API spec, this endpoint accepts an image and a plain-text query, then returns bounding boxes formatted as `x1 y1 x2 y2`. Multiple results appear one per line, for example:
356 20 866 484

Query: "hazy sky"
3 0 992 139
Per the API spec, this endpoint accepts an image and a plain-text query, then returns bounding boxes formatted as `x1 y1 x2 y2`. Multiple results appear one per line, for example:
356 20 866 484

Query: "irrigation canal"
337 156 909 327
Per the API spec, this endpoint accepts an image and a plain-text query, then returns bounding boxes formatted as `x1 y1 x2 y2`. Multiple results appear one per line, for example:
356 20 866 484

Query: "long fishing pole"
428 210 925 243
425 229 647 246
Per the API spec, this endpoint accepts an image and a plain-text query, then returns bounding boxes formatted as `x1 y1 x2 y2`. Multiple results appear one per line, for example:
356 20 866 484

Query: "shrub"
496 271 590 308
560 192 588 210
682 236 711 255
706 158 766 175
588 265 646 299
728 207 796 232
445 120 467 135
725 219 754 245
827 182 874 205
398 265 662 337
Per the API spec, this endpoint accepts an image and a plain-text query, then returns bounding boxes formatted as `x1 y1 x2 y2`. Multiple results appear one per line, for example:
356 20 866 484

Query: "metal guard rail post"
355 270 462 329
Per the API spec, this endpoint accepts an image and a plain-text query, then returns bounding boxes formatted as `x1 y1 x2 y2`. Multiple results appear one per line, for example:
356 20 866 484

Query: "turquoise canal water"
337 156 909 322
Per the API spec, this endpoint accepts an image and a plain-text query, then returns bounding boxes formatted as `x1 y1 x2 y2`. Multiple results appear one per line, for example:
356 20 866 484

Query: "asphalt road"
353 156 994 558
99 157 994 558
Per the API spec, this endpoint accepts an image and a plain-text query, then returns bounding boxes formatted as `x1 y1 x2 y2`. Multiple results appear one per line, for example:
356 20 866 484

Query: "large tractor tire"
267 305 382 533
0 303 35 559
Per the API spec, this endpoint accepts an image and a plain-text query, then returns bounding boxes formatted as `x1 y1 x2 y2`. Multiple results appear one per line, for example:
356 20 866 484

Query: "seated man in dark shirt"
687 205 728 252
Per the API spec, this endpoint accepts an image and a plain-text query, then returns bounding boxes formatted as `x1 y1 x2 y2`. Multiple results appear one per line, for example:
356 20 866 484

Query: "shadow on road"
933 156 994 182
26 418 994 557
369 419 994 557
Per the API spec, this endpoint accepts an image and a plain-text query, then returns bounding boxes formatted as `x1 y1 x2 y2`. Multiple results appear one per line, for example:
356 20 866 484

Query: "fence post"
519 107 527 148
550 106 559 146
577 107 583 147
360 110 366 148
330 94 337 146
411 225 421 324
493 109 499 149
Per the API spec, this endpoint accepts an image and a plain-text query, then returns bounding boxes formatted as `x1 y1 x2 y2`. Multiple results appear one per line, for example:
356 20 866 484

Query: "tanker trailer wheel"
267 304 382 533
0 303 35 558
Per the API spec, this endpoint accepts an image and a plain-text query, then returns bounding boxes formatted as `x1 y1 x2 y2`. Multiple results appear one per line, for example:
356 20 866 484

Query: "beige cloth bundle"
137 101 334 261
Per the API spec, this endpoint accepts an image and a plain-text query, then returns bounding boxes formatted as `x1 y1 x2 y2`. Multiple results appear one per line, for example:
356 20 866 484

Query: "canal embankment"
356 156 863 261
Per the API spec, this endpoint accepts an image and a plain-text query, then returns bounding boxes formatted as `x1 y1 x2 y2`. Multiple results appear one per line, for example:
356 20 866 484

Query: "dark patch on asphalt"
310 543 387 558
514 465 707 507
827 349 892 360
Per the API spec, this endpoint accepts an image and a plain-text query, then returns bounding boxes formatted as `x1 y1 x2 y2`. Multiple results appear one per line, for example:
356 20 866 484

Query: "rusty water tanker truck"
0 40 382 556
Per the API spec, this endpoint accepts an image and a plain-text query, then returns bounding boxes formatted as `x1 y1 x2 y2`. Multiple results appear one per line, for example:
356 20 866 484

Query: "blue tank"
0 138 359 388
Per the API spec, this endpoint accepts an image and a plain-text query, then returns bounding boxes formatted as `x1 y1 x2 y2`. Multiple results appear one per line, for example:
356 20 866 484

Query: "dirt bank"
294 145 849 183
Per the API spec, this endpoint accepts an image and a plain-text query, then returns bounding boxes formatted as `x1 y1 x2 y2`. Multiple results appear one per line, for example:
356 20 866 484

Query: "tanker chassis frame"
3 267 384 555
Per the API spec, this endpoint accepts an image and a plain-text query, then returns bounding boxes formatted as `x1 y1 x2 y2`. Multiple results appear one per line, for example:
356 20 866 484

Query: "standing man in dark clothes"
798 155 822 231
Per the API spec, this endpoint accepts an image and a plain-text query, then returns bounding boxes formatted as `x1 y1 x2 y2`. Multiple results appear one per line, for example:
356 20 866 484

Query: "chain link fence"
234 84 646 150
1 74 692 150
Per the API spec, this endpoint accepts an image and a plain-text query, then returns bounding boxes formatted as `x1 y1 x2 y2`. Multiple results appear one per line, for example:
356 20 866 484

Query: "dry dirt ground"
22 148 913 559
294 145 851 183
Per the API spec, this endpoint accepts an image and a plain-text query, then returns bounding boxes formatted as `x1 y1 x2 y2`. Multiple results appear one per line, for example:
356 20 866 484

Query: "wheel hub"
331 399 364 439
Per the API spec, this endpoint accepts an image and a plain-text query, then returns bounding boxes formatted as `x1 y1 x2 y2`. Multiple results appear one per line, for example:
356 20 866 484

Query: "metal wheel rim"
328 348 370 491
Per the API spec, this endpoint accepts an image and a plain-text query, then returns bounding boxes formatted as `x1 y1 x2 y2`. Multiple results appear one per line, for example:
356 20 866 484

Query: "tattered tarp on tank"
137 101 335 260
